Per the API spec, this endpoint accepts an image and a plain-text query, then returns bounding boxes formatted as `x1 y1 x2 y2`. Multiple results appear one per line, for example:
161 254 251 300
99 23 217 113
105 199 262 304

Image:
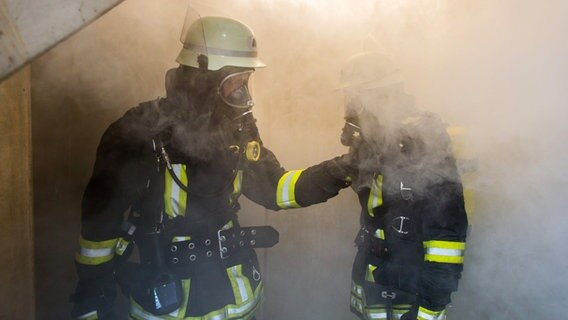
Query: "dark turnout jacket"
74 96 350 319
350 112 468 320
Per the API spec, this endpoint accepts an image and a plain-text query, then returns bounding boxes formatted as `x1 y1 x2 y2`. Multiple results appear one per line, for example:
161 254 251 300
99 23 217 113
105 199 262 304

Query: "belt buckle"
381 291 397 300
218 229 229 260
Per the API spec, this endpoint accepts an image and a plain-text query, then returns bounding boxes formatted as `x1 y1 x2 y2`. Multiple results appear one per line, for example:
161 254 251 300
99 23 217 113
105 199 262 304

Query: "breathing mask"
341 90 365 147
218 70 255 110
341 116 362 147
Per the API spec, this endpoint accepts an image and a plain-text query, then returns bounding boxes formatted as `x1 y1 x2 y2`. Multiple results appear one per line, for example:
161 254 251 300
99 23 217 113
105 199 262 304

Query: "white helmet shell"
177 16 266 71
339 51 403 90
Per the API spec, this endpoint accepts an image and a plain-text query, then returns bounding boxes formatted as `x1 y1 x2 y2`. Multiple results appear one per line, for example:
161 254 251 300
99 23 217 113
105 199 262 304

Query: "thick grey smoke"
31 0 568 319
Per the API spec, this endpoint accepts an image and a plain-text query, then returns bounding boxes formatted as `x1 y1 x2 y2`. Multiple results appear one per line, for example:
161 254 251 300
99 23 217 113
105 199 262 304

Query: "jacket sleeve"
73 108 153 317
418 173 468 314
400 112 468 315
241 145 352 211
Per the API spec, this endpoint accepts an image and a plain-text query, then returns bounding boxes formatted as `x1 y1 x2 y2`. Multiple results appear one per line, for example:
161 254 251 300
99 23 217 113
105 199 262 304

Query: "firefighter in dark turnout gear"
339 52 468 320
71 16 351 320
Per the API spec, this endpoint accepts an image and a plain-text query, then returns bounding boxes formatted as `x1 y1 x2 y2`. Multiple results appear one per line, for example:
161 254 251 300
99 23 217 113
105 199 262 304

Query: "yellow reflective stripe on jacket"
350 294 364 314
365 264 377 283
164 164 188 218
365 306 388 320
75 236 119 265
417 306 446 320
130 280 262 320
351 281 363 299
229 170 243 204
276 170 304 209
367 174 383 217
373 228 385 240
227 265 254 305
423 240 466 264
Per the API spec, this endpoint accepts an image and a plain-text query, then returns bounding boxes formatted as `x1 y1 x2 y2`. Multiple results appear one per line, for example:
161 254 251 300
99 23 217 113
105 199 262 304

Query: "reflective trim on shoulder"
276 170 304 209
417 306 446 320
164 164 188 218
424 240 465 264
75 236 119 265
367 174 383 217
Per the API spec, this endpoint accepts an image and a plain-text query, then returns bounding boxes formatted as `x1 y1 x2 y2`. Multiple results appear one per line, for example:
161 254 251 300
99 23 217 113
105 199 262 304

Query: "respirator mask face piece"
341 90 365 147
218 70 255 110
341 116 362 147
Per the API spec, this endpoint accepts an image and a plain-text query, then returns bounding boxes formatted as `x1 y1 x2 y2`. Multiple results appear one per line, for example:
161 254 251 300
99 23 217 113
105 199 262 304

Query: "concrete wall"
0 66 34 319
0 0 124 82
30 0 568 319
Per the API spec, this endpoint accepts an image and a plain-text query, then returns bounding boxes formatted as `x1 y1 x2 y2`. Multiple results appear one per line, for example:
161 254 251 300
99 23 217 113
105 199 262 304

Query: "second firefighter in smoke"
338 52 468 320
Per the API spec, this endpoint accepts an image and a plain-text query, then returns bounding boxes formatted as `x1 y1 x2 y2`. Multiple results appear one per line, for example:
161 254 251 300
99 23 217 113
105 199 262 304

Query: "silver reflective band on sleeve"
276 170 304 208
80 247 114 258
75 236 120 265
423 240 465 264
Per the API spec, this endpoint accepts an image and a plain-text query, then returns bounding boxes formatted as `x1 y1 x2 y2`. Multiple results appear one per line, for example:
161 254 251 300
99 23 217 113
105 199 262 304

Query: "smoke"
31 0 568 319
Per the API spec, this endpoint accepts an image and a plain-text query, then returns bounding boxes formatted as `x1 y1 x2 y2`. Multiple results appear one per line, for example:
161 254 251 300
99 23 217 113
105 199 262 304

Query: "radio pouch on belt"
134 233 184 315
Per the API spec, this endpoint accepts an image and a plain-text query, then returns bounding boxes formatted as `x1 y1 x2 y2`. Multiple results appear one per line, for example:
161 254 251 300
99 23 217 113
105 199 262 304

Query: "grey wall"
31 0 568 319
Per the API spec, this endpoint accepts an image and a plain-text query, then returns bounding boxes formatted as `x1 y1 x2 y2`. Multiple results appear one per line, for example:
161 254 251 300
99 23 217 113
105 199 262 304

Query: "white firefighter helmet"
177 15 266 71
338 51 403 91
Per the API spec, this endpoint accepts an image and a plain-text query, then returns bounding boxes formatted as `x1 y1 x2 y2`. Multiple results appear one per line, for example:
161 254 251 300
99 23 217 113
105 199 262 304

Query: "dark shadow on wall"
31 48 143 320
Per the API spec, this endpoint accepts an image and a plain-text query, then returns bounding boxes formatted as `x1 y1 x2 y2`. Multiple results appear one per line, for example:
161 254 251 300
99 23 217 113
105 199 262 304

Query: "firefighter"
71 16 352 320
339 52 468 320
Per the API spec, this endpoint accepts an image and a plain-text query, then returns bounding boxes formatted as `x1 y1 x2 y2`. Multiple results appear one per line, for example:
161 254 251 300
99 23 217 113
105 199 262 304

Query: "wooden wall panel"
0 66 34 319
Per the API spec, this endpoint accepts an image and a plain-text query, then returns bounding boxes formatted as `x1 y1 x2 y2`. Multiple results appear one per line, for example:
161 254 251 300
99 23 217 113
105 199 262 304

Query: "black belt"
166 226 279 265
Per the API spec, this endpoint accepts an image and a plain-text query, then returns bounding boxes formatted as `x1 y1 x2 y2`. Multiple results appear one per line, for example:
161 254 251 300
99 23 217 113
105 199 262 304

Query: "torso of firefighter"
72 98 351 320
350 112 468 320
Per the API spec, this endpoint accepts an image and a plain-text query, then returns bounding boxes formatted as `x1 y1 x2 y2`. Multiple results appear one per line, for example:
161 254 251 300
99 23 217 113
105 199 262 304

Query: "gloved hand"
71 279 117 320
325 152 359 182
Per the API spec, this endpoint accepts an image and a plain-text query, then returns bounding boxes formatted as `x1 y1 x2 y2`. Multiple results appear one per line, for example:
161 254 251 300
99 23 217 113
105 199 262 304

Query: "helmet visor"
219 70 255 109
